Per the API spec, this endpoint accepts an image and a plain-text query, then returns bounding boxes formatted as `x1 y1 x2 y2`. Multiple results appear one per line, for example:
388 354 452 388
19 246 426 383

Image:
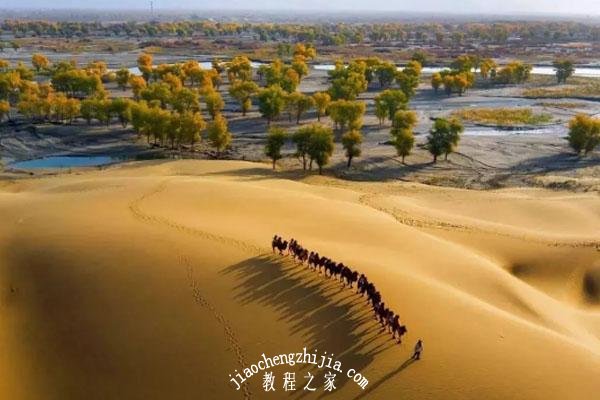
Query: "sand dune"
0 160 599 399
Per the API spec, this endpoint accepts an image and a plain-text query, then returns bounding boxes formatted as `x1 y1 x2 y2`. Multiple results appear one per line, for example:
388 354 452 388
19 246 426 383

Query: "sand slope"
0 160 599 399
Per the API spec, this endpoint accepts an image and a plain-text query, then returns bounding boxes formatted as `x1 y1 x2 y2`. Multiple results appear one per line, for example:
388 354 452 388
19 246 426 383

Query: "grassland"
451 108 553 126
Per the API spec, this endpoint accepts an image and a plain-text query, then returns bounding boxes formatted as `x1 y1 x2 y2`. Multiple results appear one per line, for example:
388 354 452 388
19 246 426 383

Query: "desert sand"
0 159 599 399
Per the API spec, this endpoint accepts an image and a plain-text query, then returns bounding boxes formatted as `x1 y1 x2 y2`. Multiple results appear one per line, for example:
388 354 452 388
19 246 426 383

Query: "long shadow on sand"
350 357 417 400
221 254 402 397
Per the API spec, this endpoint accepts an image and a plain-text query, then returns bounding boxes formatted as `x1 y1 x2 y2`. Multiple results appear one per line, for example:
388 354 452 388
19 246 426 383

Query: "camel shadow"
221 254 397 395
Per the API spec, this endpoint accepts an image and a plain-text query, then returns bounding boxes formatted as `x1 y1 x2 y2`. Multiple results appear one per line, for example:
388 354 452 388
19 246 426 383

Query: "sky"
3 0 600 16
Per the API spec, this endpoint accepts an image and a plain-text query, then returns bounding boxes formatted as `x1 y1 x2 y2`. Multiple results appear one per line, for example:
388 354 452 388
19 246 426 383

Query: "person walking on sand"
412 339 423 360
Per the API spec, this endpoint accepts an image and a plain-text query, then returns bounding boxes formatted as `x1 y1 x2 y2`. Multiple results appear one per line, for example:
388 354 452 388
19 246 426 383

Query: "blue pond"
10 155 118 169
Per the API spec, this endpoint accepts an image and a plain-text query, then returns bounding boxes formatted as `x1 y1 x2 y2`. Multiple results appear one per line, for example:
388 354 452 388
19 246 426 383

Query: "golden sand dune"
0 160 599 399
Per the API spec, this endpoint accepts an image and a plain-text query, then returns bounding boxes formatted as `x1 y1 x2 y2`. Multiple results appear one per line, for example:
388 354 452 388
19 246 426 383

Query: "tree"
374 90 407 125
307 124 335 174
451 54 476 72
207 114 231 156
171 87 200 113
94 99 113 127
110 97 132 127
292 126 312 170
342 129 362 168
178 111 206 151
426 118 464 162
567 114 600 155
130 101 151 136
375 98 387 127
479 58 497 80
431 72 443 93
227 56 252 82
80 98 96 124
553 59 575 84
375 62 397 88
494 61 532 84
286 91 315 124
411 50 429 67
116 68 131 90
204 90 224 120
229 80 258 116
51 69 104 98
137 53 153 81
312 92 331 122
265 127 288 169
129 75 147 100
328 61 368 100
393 129 415 163
0 100 10 122
162 72 183 92
293 43 317 60
395 70 419 99
328 100 366 135
262 59 301 92
31 53 50 73
390 110 418 163
140 82 171 108
257 85 286 125
291 57 309 79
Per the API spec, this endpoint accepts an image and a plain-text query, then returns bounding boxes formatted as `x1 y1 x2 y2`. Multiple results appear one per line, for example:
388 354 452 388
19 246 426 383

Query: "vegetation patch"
522 81 600 99
451 108 553 126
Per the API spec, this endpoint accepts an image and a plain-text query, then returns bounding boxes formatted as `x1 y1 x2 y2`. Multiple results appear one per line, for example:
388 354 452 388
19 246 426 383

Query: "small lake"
9 155 118 169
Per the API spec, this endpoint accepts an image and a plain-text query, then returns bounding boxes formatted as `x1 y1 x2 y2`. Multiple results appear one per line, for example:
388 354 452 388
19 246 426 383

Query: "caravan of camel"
272 235 408 343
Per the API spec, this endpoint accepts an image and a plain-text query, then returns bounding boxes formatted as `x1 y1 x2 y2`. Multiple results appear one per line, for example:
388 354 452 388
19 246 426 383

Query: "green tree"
553 59 575 84
204 90 224 120
116 68 131 90
341 129 362 168
207 114 231 157
328 61 368 100
229 80 258 116
479 58 497 80
179 111 206 150
307 124 335 174
411 50 429 67
431 72 443 93
312 91 331 122
292 126 313 170
328 100 366 135
265 127 288 169
393 129 415 163
375 62 397 88
226 56 252 82
140 82 171 108
171 87 200 113
257 85 286 125
110 97 132 127
286 91 315 124
567 114 600 155
390 110 418 163
80 98 97 124
426 118 464 162
374 90 407 125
